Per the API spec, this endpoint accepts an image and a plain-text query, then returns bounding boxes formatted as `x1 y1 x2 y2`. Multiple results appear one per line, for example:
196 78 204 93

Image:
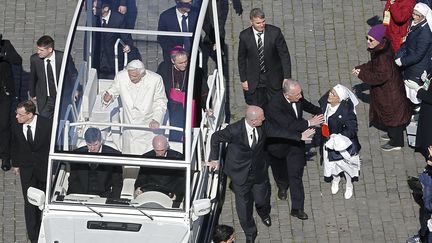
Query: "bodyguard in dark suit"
92 3 140 79
208 106 314 242
238 8 291 108
67 127 123 198
0 34 22 169
10 101 52 243
135 135 185 207
101 0 137 29
266 79 324 220
29 35 78 120
157 0 198 61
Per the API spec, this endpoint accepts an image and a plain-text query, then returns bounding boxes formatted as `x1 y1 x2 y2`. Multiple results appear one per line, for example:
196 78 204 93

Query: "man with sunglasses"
10 100 52 243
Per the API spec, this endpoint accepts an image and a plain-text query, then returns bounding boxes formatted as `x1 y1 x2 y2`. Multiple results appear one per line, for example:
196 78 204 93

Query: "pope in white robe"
103 60 168 155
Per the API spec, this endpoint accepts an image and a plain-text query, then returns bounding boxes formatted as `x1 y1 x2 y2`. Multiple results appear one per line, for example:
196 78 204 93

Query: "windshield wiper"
81 202 103 217
127 202 154 221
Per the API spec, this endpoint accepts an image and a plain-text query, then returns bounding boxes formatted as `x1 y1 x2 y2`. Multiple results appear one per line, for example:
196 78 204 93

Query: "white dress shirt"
245 120 258 147
44 51 57 96
176 9 189 32
252 27 265 47
102 10 111 25
22 115 38 141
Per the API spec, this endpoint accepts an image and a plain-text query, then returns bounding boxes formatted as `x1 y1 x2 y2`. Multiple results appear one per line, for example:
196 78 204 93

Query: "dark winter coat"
318 93 361 162
356 39 411 127
397 20 432 83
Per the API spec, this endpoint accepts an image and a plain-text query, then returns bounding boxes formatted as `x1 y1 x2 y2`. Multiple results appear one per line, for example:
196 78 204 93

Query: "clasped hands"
404 79 424 92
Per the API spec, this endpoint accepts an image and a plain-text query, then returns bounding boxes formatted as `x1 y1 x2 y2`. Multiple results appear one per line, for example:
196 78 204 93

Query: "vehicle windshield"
50 159 187 211
54 0 207 157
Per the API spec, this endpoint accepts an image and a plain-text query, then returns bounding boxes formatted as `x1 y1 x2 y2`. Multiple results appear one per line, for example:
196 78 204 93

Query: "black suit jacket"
10 115 52 183
0 39 22 97
157 6 199 60
265 92 321 159
67 145 123 198
29 50 78 112
135 149 185 201
238 24 291 93
209 118 300 185
94 11 139 74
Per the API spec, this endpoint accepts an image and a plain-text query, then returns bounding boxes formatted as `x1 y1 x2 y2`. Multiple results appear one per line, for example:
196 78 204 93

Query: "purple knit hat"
368 24 386 43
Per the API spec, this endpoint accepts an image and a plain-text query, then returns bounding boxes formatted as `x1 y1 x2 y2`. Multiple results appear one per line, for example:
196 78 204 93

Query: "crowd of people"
3 0 432 242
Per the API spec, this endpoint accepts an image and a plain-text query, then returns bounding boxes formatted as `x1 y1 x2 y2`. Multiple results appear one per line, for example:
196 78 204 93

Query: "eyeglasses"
365 36 375 42
15 111 29 117
412 12 423 18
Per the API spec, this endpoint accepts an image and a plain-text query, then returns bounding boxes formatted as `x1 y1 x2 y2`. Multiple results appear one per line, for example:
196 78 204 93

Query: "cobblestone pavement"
0 0 427 242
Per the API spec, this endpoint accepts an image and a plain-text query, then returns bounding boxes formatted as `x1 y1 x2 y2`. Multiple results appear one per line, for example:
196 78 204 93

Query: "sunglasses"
365 36 376 42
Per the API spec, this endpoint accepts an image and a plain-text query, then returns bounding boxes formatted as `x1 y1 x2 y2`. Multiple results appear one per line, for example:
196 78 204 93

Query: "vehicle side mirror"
27 187 45 210
192 198 211 218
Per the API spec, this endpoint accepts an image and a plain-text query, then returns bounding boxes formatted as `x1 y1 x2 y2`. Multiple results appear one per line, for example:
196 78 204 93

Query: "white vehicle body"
28 0 228 242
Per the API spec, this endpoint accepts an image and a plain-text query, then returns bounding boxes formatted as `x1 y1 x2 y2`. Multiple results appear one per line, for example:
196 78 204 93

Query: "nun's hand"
404 80 421 92
395 58 402 67
421 70 429 82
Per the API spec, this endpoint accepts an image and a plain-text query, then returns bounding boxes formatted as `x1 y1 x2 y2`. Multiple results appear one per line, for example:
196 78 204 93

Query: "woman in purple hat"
352 24 411 152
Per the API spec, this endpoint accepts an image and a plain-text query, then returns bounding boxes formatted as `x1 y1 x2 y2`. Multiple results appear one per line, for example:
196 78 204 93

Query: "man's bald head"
245 105 265 127
152 135 169 157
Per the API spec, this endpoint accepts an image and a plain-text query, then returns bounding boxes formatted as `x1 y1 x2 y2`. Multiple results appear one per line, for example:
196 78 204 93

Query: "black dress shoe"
290 209 308 220
277 188 287 200
261 215 272 227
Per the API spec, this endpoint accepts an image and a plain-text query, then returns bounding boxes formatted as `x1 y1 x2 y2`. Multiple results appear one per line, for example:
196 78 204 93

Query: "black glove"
1 159 11 171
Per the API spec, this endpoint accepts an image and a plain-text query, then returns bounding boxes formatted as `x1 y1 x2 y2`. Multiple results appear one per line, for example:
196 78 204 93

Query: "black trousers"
19 170 46 242
0 98 11 159
269 154 289 190
37 96 55 120
386 124 406 147
270 152 306 210
243 73 279 109
232 173 271 241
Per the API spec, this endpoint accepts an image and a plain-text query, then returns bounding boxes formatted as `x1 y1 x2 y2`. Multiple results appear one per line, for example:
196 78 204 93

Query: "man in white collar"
102 60 168 155
10 100 52 243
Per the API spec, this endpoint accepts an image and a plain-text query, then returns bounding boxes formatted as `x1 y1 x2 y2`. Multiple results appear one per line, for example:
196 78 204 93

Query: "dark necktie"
251 128 257 148
102 19 107 27
182 14 191 51
46 59 56 97
257 32 266 73
27 125 33 144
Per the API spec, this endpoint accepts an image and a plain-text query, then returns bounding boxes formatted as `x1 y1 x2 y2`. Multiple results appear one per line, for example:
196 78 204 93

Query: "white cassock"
106 69 168 154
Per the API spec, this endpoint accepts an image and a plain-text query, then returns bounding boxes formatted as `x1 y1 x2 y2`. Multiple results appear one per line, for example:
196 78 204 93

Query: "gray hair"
282 79 301 95
250 8 265 20
126 60 146 75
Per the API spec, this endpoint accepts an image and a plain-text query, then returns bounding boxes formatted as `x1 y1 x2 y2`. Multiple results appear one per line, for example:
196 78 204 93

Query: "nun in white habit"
318 84 361 199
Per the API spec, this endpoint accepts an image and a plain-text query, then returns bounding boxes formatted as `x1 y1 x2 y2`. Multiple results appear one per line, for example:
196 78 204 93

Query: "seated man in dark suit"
67 127 123 198
134 135 185 206
157 0 198 61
